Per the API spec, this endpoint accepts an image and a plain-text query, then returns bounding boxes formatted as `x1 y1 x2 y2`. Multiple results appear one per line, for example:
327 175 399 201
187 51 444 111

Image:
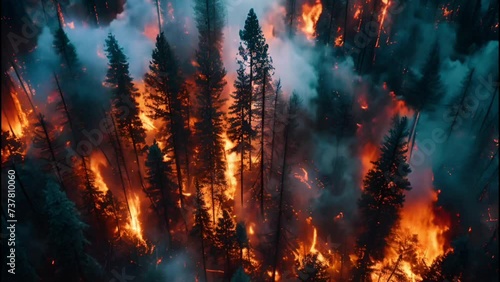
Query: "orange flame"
126 193 147 246
375 0 391 48
224 135 238 201
90 152 109 192
294 167 313 189
300 0 323 40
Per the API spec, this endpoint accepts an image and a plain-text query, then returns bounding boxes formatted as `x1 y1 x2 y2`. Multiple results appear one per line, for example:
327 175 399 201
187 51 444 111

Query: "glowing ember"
335 35 344 47
294 167 313 189
65 21 75 29
375 0 391 48
300 0 323 40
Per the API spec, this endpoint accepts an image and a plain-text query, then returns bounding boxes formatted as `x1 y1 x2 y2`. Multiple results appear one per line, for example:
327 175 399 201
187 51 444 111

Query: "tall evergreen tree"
353 116 412 281
228 48 254 206
145 32 190 208
104 33 146 150
193 0 227 223
403 43 444 113
44 180 101 281
104 33 147 204
215 209 238 280
53 27 79 71
239 8 274 216
445 68 475 139
272 93 301 281
403 43 444 157
144 140 179 248
192 179 213 282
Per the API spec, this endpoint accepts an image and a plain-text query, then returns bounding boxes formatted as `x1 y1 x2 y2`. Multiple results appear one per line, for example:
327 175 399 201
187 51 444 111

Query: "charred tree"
353 116 412 281
272 93 300 282
144 140 180 249
193 0 227 223
145 32 190 208
191 179 213 282
228 50 254 207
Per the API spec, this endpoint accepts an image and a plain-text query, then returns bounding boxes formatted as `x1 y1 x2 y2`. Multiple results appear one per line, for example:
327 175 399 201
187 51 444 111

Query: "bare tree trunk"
259 69 267 218
271 106 290 282
38 114 66 191
270 80 281 174
447 69 475 140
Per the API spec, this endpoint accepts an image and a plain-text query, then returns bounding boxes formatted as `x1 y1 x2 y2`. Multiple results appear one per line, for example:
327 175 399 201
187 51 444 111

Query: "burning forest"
0 0 498 281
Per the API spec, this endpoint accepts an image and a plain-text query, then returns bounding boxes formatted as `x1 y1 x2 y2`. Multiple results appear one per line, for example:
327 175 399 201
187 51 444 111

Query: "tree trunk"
271 108 290 282
259 69 267 218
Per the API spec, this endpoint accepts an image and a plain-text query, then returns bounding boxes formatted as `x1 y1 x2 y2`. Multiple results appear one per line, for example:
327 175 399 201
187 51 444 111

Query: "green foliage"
44 181 102 280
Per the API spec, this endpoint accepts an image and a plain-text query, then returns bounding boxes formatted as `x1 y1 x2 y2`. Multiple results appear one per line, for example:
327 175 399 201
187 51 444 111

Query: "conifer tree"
403 43 444 113
104 33 147 204
239 8 274 216
144 140 179 247
445 68 475 139
353 116 412 281
44 180 101 281
215 209 237 280
192 179 212 282
53 27 79 71
193 0 227 222
272 93 301 281
403 43 444 157
104 33 146 151
228 49 254 206
145 32 189 208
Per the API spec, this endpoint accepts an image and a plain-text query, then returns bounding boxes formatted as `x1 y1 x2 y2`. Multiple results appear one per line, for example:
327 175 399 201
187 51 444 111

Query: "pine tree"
445 68 475 139
239 8 274 216
44 180 101 281
53 27 79 71
145 32 190 208
192 179 212 282
193 0 227 223
403 43 444 113
353 116 412 281
228 49 254 206
104 33 147 205
144 140 179 247
296 253 330 282
104 33 146 150
215 209 238 280
272 93 301 281
403 43 444 158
